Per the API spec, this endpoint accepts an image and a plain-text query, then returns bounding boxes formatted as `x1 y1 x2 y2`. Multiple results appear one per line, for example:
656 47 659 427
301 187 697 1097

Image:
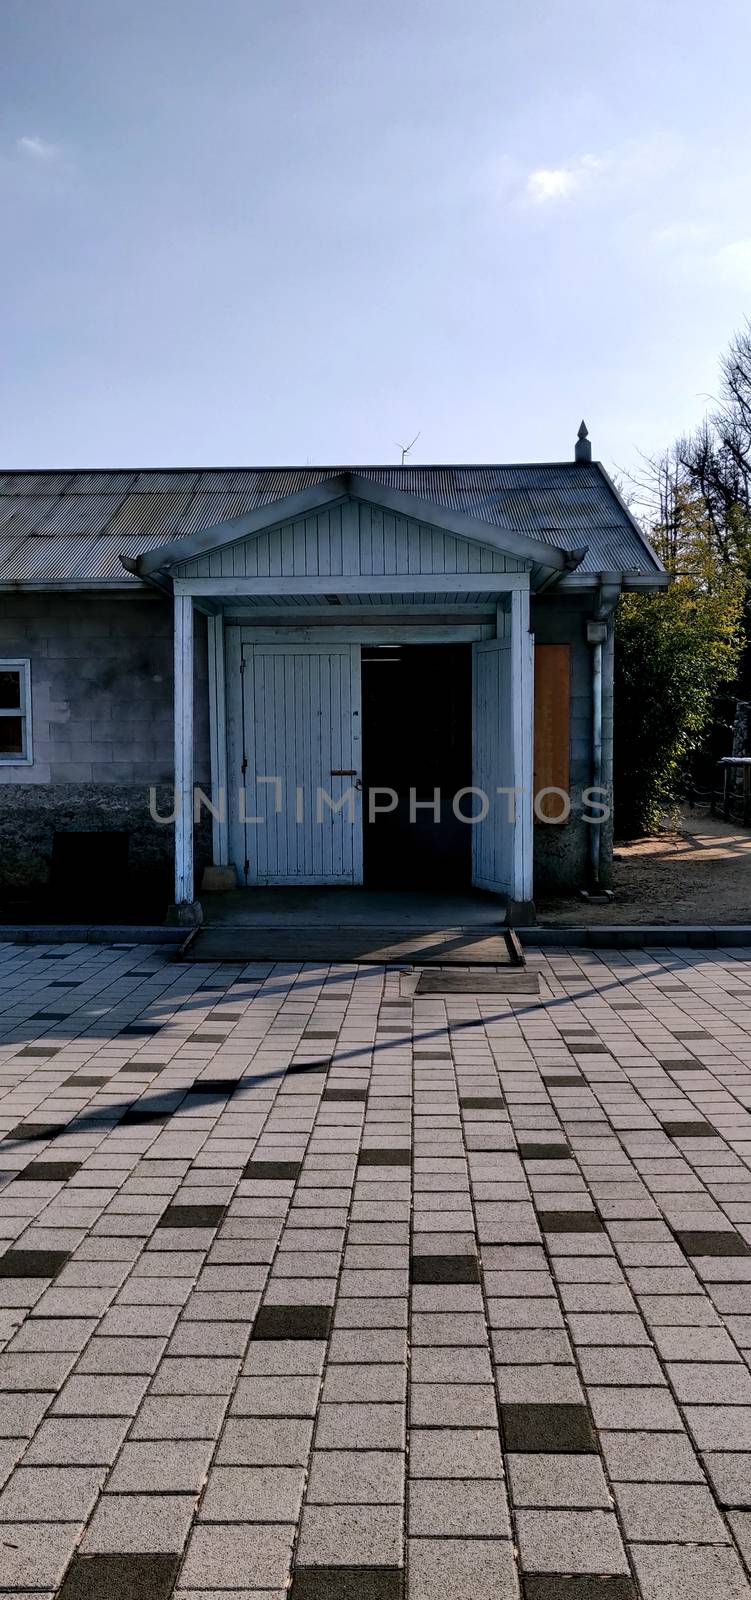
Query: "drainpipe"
586 619 606 891
581 582 620 901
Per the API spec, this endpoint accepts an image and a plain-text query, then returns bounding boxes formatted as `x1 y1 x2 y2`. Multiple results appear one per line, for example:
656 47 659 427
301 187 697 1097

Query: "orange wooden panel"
534 644 571 820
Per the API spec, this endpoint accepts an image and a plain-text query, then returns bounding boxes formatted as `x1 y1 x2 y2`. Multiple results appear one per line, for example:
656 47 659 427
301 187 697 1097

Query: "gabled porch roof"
128 473 585 591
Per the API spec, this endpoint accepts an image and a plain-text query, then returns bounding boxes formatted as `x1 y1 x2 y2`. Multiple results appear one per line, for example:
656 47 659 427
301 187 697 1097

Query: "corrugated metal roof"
0 463 661 584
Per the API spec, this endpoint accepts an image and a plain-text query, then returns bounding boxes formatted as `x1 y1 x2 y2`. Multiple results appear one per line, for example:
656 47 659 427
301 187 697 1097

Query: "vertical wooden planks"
176 503 522 582
533 643 570 811
173 594 194 905
207 613 229 866
238 643 362 884
510 587 534 901
471 637 512 893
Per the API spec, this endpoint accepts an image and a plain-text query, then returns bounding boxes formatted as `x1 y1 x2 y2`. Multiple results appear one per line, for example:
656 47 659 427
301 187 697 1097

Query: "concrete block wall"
531 594 613 895
0 592 209 787
0 593 210 901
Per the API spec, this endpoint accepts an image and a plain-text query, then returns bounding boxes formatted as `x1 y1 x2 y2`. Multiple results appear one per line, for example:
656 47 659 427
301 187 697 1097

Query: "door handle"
330 769 357 776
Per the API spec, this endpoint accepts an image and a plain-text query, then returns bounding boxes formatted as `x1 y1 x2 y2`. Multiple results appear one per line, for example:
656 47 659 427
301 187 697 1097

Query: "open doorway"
361 643 472 888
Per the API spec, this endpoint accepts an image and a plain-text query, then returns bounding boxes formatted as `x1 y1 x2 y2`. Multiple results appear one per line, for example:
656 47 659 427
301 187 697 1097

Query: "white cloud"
647 223 751 289
17 135 60 163
526 167 578 203
525 153 604 205
712 238 751 286
650 221 713 251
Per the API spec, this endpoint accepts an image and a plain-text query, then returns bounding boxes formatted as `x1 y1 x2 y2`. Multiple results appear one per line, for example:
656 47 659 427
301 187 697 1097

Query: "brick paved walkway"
2 941 751 1599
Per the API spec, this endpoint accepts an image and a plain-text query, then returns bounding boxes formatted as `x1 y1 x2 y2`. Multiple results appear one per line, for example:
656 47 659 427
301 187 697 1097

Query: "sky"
2 0 751 479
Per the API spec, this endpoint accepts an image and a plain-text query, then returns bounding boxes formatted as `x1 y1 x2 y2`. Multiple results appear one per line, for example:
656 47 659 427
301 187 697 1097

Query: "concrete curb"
0 926 184 945
1 923 750 952
521 925 751 948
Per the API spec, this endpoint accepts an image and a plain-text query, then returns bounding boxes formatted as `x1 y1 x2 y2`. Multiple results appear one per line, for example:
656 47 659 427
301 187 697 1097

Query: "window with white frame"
0 661 32 763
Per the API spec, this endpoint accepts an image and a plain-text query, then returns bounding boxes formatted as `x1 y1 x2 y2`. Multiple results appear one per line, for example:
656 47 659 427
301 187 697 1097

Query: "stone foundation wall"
0 784 212 915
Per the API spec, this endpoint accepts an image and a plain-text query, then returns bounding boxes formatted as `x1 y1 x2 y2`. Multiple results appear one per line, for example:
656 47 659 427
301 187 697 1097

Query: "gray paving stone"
727 1511 751 1568
407 1536 518 1600
495 1366 584 1404
408 1478 510 1536
23 1416 130 1465
217 1417 314 1465
507 1452 611 1507
599 1430 704 1483
0 1522 80 1589
296 1502 402 1565
685 1405 751 1450
0 1392 54 1438
232 1375 321 1416
129 1394 227 1439
199 1465 306 1522
651 1325 740 1361
614 1481 728 1541
516 1508 629 1574
75 1336 166 1374
107 1439 215 1492
703 1451 751 1507
180 1522 296 1588
630 1542 751 1599
316 1402 405 1450
307 1450 404 1505
577 1347 665 1385
670 1347 751 1396
328 1330 407 1364
50 1374 150 1417
243 1339 327 1375
410 1381 496 1426
174 1592 284 1600
79 1491 196 1552
408 1428 503 1479
410 1311 487 1344
323 1363 406 1403
587 1387 683 1431
0 1464 104 1520
410 1346 492 1382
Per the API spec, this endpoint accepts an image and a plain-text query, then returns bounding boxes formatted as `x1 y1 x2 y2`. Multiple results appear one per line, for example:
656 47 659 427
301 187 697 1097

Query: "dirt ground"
537 806 751 925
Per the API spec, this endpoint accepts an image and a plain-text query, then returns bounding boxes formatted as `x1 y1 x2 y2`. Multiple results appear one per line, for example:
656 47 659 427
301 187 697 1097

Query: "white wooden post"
510 585 534 904
174 594 195 907
207 613 229 866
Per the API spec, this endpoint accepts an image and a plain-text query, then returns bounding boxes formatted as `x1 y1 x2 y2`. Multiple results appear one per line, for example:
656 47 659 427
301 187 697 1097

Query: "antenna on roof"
396 431 420 465
575 420 592 464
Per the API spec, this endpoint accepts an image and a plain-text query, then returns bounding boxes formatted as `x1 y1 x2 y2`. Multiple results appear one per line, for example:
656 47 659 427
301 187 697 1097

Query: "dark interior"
362 643 472 889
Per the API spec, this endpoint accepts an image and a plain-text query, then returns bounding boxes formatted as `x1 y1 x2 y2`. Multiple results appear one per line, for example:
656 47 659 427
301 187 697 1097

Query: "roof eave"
0 578 153 593
557 569 670 593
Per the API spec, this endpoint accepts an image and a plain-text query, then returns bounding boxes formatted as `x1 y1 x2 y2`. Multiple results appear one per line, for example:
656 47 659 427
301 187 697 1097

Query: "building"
0 429 665 925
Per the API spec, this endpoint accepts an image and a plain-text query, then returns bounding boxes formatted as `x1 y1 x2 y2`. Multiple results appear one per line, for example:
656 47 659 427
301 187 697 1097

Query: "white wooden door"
240 643 362 885
472 637 514 894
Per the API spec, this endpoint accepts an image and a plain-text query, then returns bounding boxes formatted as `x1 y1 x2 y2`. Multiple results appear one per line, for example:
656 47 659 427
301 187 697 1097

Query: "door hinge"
240 654 246 674
243 859 249 882
241 756 248 776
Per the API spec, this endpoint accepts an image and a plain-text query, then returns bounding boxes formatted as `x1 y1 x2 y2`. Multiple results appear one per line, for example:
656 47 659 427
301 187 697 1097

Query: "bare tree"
677 321 751 556
625 323 751 573
624 444 689 569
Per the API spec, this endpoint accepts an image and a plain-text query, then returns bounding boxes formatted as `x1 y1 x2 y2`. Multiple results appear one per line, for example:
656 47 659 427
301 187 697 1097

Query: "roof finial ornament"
575 420 592 464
